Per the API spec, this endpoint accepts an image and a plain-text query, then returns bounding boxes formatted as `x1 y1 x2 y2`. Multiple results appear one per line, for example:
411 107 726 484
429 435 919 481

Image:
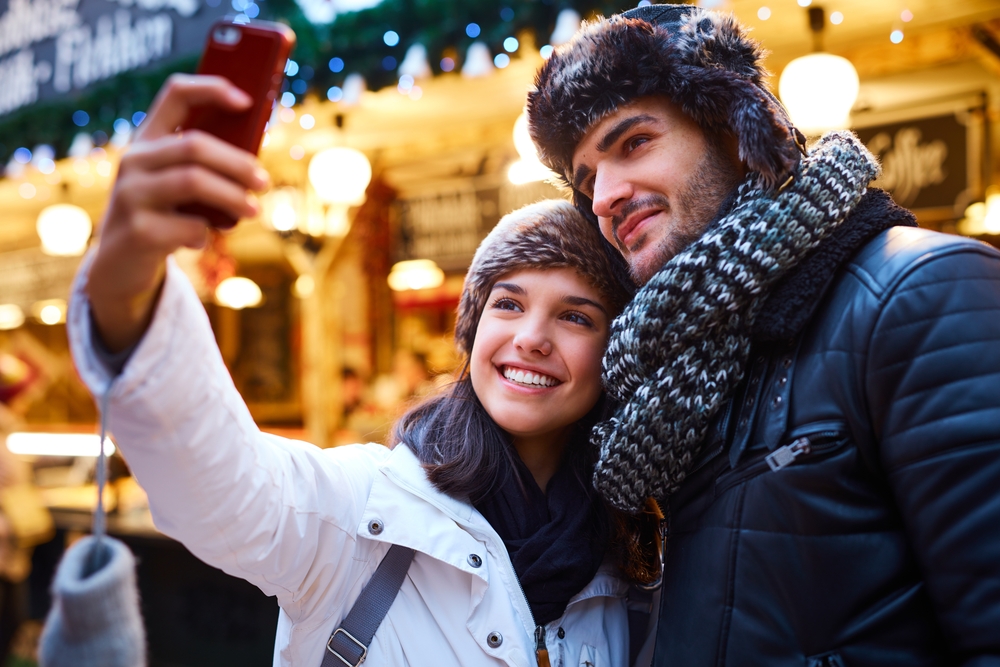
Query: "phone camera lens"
213 26 242 45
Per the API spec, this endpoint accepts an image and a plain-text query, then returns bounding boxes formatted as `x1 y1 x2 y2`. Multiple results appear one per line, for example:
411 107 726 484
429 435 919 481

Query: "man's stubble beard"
624 141 743 285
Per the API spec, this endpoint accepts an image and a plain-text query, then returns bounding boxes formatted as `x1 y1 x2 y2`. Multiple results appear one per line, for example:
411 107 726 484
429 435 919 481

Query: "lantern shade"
0 305 25 330
509 112 556 185
308 147 372 205
215 277 263 309
387 260 445 291
778 53 859 135
36 204 92 256
462 42 494 78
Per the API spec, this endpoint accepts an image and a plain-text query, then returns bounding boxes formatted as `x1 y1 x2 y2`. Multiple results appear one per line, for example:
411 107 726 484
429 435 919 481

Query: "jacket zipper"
494 533 545 665
764 436 812 471
535 625 551 667
716 425 848 494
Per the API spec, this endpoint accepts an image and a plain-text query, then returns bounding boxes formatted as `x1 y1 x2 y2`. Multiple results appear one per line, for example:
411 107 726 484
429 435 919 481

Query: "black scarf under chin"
475 449 607 626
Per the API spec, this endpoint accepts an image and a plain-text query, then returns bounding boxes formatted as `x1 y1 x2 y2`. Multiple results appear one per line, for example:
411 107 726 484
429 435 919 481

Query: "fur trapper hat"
455 199 633 356
527 4 806 198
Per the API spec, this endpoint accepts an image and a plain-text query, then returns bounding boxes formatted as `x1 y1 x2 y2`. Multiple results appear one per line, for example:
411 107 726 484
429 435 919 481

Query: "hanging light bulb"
307 147 372 237
462 42 494 78
387 260 445 291
550 9 581 46
309 147 371 206
958 187 1000 236
36 204 93 256
0 305 25 330
508 112 557 185
262 187 301 232
341 73 367 106
215 277 263 309
398 43 431 79
31 299 67 325
778 6 859 135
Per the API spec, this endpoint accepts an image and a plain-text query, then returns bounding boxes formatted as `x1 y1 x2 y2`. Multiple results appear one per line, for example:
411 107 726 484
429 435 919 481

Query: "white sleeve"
67 252 387 619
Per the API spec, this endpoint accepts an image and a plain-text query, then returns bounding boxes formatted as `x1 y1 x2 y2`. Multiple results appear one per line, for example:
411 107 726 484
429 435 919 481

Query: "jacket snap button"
557 627 565 639
467 553 482 568
487 631 503 648
746 395 755 407
367 519 383 535
772 395 783 408
778 376 788 386
782 357 793 369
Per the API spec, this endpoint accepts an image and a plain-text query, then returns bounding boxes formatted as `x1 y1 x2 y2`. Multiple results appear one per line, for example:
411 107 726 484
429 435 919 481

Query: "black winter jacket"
653 192 1000 665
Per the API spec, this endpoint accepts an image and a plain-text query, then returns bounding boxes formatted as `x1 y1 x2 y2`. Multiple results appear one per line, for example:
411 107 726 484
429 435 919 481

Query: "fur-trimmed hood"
527 4 805 197
455 199 633 356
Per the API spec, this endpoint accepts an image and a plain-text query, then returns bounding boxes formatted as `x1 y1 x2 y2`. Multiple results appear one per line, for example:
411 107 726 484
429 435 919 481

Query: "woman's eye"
490 297 521 312
563 311 593 327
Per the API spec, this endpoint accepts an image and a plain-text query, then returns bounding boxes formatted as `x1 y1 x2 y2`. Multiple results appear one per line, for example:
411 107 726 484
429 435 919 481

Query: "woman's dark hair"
394 362 606 503
391 366 511 503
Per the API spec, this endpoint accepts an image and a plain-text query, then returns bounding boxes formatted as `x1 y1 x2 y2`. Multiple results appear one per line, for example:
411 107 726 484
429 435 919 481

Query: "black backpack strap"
321 544 415 667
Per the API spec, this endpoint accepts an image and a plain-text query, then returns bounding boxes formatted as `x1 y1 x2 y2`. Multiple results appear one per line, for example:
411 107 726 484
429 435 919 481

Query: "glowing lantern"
508 112 557 185
215 277 263 309
387 260 445 291
779 53 859 135
37 204 92 256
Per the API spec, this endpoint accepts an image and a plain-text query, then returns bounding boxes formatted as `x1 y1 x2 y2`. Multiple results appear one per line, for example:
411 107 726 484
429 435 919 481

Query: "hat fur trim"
527 7 802 193
455 199 633 356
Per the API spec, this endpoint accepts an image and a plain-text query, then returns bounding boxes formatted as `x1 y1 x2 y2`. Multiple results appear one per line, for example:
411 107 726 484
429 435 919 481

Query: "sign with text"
0 0 228 116
854 109 981 212
395 179 564 271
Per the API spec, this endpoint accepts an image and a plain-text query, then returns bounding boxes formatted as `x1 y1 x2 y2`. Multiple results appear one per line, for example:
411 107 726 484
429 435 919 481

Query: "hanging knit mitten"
38 535 147 667
39 380 147 667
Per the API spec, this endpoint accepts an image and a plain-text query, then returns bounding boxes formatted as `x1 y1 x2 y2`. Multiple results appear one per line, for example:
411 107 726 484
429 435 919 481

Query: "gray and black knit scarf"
593 132 880 513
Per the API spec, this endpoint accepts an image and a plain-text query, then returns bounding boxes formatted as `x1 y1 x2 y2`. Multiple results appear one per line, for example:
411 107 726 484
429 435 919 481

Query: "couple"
69 4 1000 666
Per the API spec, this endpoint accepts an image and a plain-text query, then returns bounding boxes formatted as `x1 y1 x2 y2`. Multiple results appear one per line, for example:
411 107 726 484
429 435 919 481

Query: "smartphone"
180 19 296 229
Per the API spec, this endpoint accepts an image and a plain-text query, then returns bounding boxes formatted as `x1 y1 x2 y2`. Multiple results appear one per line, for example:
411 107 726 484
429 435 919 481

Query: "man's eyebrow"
572 114 657 191
491 282 526 296
596 114 657 153
563 295 608 316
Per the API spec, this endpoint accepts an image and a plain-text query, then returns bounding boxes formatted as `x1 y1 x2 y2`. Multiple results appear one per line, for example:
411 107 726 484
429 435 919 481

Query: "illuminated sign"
0 0 228 116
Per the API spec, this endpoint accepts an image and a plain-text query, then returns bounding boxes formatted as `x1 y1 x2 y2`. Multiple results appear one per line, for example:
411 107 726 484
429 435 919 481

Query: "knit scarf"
592 132 880 512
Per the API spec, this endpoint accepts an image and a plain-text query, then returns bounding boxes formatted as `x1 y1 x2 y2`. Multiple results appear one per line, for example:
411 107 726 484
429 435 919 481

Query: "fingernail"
232 87 253 105
246 193 260 214
254 167 270 188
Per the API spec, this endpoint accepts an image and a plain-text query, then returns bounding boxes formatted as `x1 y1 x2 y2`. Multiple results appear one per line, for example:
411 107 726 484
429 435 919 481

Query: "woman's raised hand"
86 74 271 352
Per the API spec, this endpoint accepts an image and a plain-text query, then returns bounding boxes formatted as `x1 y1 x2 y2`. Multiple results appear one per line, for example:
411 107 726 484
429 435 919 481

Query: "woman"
69 76 654 667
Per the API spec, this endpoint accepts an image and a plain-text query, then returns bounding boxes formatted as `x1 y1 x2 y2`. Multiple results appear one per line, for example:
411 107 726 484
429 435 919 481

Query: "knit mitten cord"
593 132 880 513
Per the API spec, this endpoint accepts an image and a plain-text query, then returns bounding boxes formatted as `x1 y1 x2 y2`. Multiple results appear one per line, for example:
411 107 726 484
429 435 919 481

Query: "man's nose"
590 165 632 221
512 318 553 356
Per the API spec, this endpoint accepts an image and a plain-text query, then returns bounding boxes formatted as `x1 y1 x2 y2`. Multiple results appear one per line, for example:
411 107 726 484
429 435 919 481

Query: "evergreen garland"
0 0 641 165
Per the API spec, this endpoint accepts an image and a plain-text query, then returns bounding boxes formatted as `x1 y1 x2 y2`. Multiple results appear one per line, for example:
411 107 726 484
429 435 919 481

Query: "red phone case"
180 19 295 229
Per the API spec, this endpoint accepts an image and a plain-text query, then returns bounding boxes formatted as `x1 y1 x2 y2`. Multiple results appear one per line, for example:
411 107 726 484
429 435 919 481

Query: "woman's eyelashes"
562 310 595 328
489 295 522 312
488 294 598 329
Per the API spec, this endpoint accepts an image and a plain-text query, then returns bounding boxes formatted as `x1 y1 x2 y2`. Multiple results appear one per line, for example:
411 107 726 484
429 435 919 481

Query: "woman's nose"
512 320 552 355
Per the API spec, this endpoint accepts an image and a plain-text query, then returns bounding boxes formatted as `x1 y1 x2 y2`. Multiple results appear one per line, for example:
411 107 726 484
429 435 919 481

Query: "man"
527 4 1000 665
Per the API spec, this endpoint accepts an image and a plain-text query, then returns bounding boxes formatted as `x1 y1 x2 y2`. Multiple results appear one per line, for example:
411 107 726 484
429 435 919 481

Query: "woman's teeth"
503 366 557 387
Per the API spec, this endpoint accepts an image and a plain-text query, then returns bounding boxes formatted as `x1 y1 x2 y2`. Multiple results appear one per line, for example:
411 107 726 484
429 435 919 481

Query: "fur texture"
527 5 804 194
455 199 634 356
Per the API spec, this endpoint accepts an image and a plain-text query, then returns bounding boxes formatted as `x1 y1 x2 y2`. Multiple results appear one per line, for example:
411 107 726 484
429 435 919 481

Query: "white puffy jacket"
68 256 644 667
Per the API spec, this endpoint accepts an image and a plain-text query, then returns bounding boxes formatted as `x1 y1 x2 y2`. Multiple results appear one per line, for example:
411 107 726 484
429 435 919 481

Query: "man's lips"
616 209 661 250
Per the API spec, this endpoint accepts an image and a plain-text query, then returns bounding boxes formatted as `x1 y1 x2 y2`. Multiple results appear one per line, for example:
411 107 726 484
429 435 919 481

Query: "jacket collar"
358 444 627 608
752 188 917 342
